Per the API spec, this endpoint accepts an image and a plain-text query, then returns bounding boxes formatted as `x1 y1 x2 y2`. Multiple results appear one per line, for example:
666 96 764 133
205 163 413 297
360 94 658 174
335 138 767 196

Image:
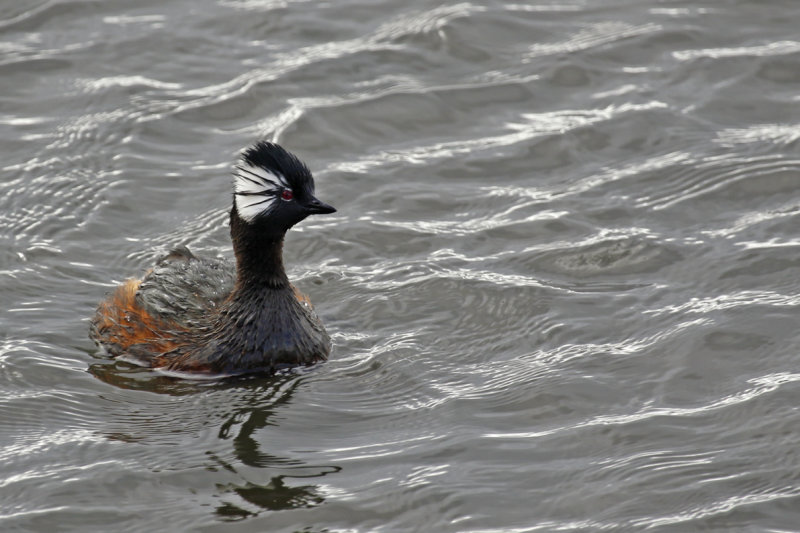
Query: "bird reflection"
210 376 341 518
215 474 331 520
89 359 341 518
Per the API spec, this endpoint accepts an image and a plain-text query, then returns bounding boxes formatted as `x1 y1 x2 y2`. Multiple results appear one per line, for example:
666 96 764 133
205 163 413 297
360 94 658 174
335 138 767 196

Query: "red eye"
281 189 293 200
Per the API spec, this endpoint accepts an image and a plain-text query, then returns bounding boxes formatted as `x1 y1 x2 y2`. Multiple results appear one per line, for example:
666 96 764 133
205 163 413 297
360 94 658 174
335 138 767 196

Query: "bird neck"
230 209 290 291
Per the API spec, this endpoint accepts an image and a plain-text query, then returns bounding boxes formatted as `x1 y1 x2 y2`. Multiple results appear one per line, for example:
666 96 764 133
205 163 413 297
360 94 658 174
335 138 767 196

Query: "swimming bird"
90 141 336 377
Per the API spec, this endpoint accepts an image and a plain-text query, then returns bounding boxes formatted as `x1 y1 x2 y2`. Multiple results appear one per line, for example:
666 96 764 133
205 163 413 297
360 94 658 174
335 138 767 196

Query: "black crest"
241 141 314 193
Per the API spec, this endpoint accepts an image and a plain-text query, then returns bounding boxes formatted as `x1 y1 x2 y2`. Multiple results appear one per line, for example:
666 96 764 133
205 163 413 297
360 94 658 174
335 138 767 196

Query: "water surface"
2 0 800 531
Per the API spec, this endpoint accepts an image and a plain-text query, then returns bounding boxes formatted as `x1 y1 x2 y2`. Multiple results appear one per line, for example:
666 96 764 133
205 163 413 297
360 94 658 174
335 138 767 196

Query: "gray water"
2 0 799 531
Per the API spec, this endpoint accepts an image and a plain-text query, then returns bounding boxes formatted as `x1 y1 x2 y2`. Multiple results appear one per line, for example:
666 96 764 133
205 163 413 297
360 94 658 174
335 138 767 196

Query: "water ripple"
645 290 800 316
486 372 800 440
674 40 800 60
527 21 663 58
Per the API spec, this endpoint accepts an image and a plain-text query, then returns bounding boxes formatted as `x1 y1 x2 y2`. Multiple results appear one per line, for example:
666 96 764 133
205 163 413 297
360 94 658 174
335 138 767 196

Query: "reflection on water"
212 380 341 518
90 362 341 517
215 477 325 520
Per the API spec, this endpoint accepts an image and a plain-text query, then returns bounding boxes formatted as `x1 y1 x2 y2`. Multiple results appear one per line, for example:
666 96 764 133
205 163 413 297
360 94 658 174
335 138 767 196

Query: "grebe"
90 142 336 377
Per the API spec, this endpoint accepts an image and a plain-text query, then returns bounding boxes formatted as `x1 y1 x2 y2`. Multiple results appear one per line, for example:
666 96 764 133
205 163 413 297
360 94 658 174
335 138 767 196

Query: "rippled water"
2 0 800 531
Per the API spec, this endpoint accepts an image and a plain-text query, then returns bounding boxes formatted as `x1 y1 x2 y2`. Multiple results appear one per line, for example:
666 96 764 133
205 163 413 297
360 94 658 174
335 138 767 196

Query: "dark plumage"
90 142 336 377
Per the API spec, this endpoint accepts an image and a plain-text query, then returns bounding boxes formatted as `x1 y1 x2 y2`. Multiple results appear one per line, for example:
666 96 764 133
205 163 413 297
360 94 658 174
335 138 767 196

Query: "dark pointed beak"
305 196 336 215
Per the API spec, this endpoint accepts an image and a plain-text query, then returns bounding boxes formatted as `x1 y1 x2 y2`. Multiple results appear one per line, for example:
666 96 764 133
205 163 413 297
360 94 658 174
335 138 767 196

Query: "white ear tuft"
236 196 275 222
234 163 288 222
235 163 284 194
